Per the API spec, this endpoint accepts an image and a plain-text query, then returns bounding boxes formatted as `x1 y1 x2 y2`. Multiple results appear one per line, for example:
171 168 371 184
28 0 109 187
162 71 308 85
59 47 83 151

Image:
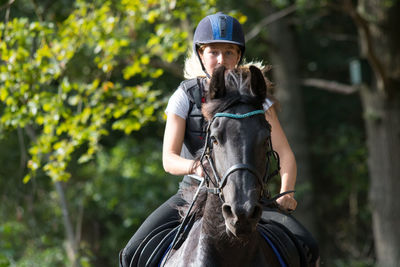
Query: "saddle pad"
130 220 180 267
258 220 306 267
140 227 178 267
142 213 197 267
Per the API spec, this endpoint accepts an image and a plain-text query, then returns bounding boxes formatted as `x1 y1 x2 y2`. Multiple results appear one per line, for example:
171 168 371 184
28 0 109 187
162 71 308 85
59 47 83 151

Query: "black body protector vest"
179 77 207 187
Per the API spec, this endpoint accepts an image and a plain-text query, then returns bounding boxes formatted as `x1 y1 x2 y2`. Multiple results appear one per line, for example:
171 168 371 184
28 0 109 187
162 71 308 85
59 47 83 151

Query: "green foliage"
0 221 28 260
305 90 371 262
293 4 373 261
80 137 180 262
13 246 66 267
1 3 152 182
0 0 214 183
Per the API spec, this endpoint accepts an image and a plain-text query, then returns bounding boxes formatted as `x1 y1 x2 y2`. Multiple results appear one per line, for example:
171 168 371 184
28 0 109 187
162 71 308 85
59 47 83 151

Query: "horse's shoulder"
163 220 203 267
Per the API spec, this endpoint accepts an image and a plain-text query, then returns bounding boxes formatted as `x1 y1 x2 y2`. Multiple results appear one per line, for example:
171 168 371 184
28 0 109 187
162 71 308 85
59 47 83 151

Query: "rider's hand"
276 194 297 212
190 160 204 177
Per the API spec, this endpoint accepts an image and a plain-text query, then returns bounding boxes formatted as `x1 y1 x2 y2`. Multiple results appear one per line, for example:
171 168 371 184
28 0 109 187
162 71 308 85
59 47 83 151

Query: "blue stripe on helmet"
208 14 233 41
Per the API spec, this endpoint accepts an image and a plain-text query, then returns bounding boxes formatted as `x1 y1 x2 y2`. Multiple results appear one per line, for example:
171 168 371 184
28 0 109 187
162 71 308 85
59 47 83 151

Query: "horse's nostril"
222 204 234 219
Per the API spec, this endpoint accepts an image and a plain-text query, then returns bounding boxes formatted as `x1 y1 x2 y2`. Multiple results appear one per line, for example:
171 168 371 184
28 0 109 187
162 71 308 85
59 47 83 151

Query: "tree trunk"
353 0 400 265
360 87 400 266
55 181 79 266
263 3 317 234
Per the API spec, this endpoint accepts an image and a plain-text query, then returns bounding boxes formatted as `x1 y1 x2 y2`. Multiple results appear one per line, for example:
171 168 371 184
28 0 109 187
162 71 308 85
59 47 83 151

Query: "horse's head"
201 65 272 239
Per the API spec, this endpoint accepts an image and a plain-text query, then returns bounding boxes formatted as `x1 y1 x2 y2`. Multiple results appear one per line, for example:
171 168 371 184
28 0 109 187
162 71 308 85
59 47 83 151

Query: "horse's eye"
211 136 219 146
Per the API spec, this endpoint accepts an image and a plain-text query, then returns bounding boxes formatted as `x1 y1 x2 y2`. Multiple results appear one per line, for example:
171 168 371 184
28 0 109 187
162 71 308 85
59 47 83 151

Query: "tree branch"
24 125 38 142
75 197 84 246
151 59 183 79
342 0 387 94
0 0 15 11
302 78 359 94
17 127 28 178
30 0 44 22
2 0 15 39
245 4 297 42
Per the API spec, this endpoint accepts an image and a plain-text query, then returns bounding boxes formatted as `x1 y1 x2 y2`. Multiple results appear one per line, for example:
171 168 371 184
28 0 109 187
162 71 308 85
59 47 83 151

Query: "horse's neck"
202 194 225 240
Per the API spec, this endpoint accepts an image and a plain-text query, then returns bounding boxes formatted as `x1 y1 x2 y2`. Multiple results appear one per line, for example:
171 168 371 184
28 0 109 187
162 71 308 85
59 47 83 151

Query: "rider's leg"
262 207 319 265
120 192 186 267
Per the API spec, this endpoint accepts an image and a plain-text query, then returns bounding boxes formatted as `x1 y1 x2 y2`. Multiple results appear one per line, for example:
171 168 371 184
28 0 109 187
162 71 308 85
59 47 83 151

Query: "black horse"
160 65 304 267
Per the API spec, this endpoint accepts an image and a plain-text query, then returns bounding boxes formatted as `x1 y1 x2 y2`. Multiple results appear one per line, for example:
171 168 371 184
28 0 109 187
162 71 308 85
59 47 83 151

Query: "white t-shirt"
165 87 274 119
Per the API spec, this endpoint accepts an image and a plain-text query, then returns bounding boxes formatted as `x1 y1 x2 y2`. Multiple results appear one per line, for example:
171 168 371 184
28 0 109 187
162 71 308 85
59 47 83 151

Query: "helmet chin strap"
204 69 211 79
199 57 212 79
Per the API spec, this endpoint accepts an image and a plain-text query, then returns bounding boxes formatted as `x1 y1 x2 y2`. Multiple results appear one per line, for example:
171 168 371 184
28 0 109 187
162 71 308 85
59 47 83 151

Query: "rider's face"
199 43 241 77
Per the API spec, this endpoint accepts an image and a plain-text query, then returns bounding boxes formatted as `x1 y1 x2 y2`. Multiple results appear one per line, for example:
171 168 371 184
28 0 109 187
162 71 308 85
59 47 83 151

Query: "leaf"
23 174 31 184
78 153 93 164
147 10 159 24
43 103 52 112
150 68 163 78
140 55 150 65
0 88 8 101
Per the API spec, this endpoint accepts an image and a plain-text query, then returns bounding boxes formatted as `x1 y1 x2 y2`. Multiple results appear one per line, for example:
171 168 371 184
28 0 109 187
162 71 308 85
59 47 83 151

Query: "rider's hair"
184 50 205 79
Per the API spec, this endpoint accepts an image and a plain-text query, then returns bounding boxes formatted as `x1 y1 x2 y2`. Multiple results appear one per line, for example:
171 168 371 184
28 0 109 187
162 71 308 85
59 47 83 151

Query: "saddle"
127 220 179 267
124 219 309 267
127 213 197 267
257 219 309 267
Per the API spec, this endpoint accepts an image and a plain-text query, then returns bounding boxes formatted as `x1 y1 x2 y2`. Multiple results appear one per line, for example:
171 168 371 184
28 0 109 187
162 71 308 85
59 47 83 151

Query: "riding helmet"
193 12 245 73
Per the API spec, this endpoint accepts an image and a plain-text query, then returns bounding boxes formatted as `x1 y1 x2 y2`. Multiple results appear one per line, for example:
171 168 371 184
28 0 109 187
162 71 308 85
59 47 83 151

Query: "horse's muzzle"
222 202 261 238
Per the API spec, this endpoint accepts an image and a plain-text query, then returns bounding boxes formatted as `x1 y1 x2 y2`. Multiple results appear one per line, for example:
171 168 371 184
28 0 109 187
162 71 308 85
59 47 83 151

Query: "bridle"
199 109 271 200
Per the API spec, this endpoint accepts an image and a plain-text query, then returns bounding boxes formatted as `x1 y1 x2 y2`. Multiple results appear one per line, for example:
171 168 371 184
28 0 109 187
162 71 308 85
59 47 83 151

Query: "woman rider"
121 12 318 267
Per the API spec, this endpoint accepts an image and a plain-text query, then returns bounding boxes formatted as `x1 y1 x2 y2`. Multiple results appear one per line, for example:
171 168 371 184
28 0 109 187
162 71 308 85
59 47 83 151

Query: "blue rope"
214 110 264 119
259 230 287 267
158 242 173 267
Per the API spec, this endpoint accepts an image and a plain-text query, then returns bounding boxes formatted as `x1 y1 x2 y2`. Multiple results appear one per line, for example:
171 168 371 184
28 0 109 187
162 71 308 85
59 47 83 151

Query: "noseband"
199 109 269 199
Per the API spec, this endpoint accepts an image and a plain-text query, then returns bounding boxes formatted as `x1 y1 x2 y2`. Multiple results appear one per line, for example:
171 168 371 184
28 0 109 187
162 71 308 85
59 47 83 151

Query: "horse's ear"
249 65 267 100
208 65 226 100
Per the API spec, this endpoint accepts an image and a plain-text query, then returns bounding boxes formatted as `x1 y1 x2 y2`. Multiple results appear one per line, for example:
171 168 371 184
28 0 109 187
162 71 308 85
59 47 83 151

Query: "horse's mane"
177 185 207 222
202 66 267 121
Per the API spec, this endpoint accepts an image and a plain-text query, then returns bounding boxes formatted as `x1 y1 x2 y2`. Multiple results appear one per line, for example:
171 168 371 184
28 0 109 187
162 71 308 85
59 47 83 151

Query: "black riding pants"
121 193 186 267
120 192 319 267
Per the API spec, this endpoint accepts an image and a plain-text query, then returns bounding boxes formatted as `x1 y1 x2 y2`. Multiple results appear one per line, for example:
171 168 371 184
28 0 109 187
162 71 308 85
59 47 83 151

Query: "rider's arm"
265 106 298 211
162 113 203 176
